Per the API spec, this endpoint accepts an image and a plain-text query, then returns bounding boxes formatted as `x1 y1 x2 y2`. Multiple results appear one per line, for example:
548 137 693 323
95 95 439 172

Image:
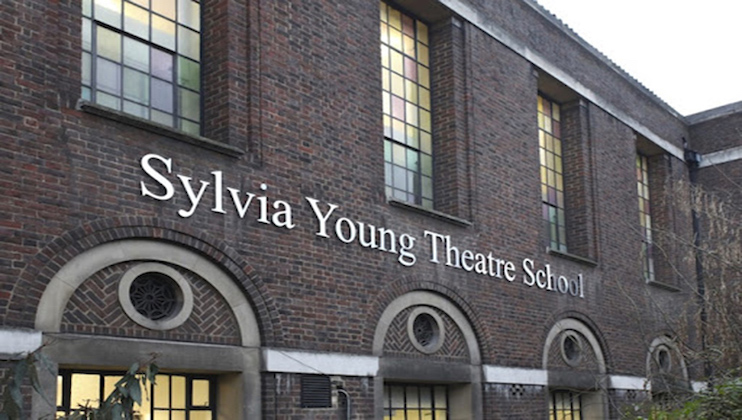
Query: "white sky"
535 0 742 116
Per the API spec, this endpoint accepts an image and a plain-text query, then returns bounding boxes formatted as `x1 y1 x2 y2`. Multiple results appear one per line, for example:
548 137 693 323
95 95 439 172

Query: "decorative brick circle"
407 307 445 354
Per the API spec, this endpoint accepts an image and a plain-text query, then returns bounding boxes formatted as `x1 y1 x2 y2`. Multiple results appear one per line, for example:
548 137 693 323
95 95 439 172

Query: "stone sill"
388 198 472 227
546 248 598 267
647 279 681 292
77 100 244 158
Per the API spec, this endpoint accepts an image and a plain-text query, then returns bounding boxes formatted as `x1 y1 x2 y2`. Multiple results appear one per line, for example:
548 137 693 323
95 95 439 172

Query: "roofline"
438 0 686 160
686 100 742 125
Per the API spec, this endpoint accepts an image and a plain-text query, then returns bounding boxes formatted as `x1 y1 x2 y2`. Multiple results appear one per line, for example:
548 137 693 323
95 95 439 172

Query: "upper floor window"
636 153 655 281
380 1 433 209
538 95 567 252
81 0 202 135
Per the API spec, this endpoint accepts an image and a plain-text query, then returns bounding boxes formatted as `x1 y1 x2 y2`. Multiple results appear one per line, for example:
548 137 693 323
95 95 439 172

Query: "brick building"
1 0 740 418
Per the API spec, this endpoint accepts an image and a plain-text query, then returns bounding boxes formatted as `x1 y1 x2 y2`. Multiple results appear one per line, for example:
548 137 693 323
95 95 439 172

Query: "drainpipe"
684 145 712 383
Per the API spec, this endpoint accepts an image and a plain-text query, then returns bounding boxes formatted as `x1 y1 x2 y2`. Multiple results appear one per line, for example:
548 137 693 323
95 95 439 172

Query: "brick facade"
1 0 739 419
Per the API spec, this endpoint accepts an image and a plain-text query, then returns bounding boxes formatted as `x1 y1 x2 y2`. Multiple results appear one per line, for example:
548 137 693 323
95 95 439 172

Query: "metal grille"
413 313 435 347
130 273 178 321
300 375 331 408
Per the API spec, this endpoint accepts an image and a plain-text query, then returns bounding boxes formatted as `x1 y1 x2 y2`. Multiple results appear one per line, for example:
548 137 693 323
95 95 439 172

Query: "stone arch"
646 335 690 392
365 276 489 358
542 317 607 373
10 216 279 344
36 239 259 347
372 290 481 364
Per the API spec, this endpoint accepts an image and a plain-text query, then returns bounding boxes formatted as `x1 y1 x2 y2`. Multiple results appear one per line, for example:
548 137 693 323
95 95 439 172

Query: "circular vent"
407 307 445 354
118 263 193 330
130 272 179 321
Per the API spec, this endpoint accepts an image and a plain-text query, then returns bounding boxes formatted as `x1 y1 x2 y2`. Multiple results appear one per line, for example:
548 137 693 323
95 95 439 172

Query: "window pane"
95 0 122 29
152 15 175 50
95 58 121 95
192 379 210 406
124 2 149 40
124 37 150 72
152 0 176 20
151 79 173 112
177 57 200 90
124 68 149 103
180 119 200 135
82 18 92 51
96 26 121 62
178 88 199 121
190 412 212 420
172 376 186 409
82 52 92 85
151 48 174 81
178 0 200 30
70 374 100 409
178 26 200 60
154 375 170 408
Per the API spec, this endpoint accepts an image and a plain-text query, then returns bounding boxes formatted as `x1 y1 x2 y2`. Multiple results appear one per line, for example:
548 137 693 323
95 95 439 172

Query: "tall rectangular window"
81 0 202 135
538 95 567 252
636 154 655 281
380 1 433 209
383 384 448 420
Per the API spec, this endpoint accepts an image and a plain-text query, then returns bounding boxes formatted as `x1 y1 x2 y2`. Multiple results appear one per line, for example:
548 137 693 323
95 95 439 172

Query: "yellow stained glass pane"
391 73 404 97
418 65 429 88
388 7 401 29
406 103 418 126
420 131 432 153
554 138 562 155
419 109 431 131
172 376 186 409
553 103 561 121
154 375 170 408
538 113 544 129
405 79 418 104
539 130 545 147
419 87 430 110
152 14 176 50
418 43 429 66
190 411 212 420
380 2 387 22
403 35 415 57
381 45 389 69
56 376 63 406
71 374 100 409
417 21 428 45
172 411 186 420
192 380 210 406
382 68 390 91
390 50 403 74
380 22 388 44
154 410 169 420
389 27 402 51
383 92 391 115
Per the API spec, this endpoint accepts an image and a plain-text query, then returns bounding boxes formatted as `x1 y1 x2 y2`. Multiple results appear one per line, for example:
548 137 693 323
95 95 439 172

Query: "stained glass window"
637 154 655 281
538 95 566 251
82 0 201 135
381 1 433 209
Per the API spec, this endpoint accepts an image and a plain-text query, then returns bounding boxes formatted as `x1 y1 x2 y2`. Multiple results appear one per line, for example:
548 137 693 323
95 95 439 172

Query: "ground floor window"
549 390 582 420
56 370 215 419
383 384 448 420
